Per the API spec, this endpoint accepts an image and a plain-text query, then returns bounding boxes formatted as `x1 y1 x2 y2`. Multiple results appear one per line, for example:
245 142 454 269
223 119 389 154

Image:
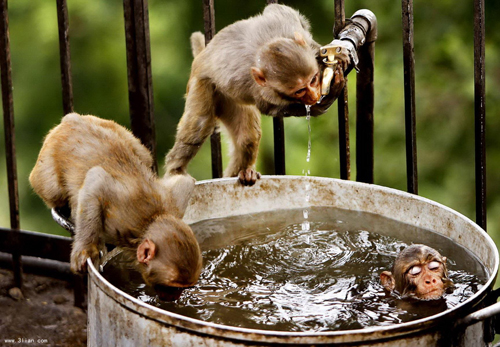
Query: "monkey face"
290 71 321 105
154 284 189 302
400 259 448 300
136 217 203 299
380 244 453 301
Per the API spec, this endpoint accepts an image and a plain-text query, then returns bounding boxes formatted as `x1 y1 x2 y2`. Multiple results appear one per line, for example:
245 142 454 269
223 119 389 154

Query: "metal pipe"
474 0 486 231
324 9 377 182
56 0 74 115
401 0 418 194
352 10 377 184
202 0 223 179
123 0 157 173
457 302 500 328
0 0 22 288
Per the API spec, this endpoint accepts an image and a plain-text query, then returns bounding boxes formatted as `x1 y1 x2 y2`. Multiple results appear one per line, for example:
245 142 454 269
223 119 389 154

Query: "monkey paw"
238 168 261 186
70 244 100 274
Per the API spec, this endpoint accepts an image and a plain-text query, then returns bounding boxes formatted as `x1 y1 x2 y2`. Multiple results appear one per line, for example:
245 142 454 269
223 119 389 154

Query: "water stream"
302 105 312 232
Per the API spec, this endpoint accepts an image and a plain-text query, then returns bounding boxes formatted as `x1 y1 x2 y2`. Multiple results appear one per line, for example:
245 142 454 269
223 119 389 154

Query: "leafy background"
1 0 500 283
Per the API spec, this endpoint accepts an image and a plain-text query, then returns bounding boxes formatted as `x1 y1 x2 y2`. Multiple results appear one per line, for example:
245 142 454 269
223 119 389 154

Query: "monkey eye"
408 266 422 275
310 73 319 86
294 88 307 97
428 261 441 270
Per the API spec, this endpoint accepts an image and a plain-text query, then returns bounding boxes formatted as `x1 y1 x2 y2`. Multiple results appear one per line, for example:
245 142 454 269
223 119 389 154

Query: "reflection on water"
101 207 487 332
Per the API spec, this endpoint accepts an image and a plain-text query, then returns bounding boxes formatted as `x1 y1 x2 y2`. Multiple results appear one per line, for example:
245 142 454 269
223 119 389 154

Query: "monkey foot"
238 169 261 186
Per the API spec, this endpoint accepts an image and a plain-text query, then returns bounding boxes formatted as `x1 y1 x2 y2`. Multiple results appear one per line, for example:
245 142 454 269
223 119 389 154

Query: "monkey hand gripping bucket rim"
84 176 499 346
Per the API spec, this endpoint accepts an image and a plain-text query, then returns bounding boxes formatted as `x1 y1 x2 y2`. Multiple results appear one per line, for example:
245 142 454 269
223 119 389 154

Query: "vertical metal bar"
202 0 223 178
334 0 350 180
56 0 85 307
474 0 486 230
56 0 73 115
401 0 418 194
273 117 285 175
356 39 375 184
123 0 157 173
265 0 285 175
0 0 22 288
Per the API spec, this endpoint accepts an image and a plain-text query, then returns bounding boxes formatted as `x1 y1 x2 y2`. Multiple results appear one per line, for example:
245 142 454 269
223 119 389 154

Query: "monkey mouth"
417 289 445 301
154 285 188 301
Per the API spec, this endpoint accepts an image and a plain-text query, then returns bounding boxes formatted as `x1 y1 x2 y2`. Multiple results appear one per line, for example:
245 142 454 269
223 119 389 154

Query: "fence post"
123 0 157 173
0 0 22 288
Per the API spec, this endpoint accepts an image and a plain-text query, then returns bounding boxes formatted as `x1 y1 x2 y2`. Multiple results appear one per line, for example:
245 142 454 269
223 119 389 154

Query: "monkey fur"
165 4 347 186
380 244 453 301
30 113 202 290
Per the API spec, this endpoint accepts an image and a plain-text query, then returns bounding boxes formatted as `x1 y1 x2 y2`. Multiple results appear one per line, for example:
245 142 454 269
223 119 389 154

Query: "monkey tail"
190 31 206 57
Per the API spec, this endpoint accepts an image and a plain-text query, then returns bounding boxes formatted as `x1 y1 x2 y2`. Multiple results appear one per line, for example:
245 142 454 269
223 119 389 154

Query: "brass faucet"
319 40 357 95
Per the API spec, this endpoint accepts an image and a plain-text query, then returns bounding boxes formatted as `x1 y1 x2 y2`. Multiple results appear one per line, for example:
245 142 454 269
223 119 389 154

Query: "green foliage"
1 0 500 266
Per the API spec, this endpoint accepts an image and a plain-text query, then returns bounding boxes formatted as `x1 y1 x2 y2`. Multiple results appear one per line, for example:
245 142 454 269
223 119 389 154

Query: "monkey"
165 4 349 186
380 244 454 301
29 113 202 295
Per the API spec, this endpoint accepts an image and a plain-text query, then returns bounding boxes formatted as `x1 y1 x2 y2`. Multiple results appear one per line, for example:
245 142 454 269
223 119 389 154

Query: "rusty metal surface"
56 0 74 115
474 0 486 231
123 0 157 173
401 0 418 194
88 176 498 346
0 0 22 288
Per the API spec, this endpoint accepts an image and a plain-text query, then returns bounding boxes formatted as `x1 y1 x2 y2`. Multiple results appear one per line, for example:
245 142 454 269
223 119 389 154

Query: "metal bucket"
86 176 499 346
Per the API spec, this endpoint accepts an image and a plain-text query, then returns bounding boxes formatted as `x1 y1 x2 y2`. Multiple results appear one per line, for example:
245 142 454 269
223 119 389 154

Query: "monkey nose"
425 277 437 285
304 93 320 105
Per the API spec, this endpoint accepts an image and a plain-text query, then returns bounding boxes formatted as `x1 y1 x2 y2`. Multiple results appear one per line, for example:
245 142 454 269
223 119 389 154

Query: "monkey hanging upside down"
30 113 202 295
165 4 350 186
380 244 454 301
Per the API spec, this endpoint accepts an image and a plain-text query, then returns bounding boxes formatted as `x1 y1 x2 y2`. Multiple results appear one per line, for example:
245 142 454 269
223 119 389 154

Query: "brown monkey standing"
380 244 453 300
165 4 349 186
30 113 202 294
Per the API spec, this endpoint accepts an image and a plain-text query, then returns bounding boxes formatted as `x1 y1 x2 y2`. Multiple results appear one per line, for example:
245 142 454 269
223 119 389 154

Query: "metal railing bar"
0 227 72 263
202 0 223 178
56 0 74 115
0 0 22 288
474 0 486 230
334 0 351 180
401 0 418 194
123 0 157 173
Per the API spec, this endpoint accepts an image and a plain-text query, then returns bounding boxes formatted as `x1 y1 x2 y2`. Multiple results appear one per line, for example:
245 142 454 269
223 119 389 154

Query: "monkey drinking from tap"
380 244 454 301
30 113 202 297
165 4 350 186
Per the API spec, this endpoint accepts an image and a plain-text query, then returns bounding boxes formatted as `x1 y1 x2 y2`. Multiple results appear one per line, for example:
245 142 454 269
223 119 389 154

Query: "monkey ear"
380 271 396 292
137 239 156 265
251 67 267 86
161 174 195 218
294 31 307 46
